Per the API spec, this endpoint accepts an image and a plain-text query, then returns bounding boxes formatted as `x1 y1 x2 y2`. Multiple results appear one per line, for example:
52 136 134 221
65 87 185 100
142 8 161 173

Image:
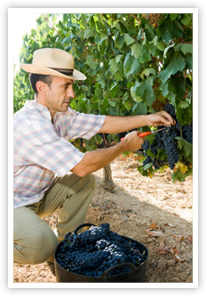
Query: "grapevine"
141 103 192 171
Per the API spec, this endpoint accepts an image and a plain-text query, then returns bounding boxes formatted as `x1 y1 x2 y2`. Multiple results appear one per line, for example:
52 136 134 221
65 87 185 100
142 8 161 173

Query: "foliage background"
13 13 193 181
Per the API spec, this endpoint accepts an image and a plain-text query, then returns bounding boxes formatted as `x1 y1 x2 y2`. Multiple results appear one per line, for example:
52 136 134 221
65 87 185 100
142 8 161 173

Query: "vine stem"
43 15 61 37
180 126 183 138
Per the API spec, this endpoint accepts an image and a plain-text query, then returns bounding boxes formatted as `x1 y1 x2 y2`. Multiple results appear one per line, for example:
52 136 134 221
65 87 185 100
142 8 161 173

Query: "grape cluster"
55 223 147 278
142 103 192 170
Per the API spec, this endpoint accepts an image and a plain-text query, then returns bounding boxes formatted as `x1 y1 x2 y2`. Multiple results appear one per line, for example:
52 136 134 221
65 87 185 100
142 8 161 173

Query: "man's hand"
122 131 145 152
146 111 176 127
71 130 144 177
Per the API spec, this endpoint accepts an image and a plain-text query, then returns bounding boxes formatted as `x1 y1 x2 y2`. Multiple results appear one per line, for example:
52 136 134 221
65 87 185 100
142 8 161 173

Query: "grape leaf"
124 33 135 46
174 43 192 55
143 163 153 170
109 58 119 74
159 52 185 83
160 82 169 97
175 137 192 157
124 54 140 78
156 41 166 51
175 161 188 174
139 46 152 63
178 101 189 109
131 43 142 59
85 55 97 70
131 78 155 106
180 14 192 26
140 68 156 79
115 35 125 50
170 14 178 21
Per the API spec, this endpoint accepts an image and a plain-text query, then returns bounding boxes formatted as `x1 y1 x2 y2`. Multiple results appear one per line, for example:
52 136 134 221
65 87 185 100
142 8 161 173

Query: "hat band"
49 67 74 76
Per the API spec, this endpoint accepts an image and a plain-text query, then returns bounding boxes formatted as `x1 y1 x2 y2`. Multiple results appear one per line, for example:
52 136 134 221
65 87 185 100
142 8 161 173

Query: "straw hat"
20 48 86 80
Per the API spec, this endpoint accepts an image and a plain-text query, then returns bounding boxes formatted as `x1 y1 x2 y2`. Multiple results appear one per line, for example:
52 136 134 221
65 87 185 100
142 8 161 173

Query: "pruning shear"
138 127 166 138
121 127 166 141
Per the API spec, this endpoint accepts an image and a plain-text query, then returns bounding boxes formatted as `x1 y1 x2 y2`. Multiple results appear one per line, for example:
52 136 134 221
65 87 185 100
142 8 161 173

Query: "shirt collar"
25 100 52 121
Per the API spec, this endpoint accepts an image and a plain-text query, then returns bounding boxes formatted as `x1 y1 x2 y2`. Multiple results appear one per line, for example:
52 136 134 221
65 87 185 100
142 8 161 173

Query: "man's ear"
36 81 47 95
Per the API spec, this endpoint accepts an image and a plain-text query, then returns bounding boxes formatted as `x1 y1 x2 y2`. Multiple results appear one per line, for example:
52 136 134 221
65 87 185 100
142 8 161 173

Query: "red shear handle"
121 131 151 141
138 131 152 137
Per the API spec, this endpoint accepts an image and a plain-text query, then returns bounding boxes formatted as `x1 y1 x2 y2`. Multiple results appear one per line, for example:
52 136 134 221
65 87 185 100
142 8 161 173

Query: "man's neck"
35 95 56 121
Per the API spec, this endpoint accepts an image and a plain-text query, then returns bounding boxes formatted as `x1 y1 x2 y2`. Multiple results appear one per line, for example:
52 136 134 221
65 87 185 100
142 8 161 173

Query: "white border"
8 7 198 289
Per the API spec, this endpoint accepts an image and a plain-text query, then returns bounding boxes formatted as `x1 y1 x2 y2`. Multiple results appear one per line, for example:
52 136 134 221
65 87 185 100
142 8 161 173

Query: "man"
14 48 175 265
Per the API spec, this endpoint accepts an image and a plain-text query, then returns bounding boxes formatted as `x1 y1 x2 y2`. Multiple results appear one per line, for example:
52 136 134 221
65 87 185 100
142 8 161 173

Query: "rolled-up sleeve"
55 109 106 140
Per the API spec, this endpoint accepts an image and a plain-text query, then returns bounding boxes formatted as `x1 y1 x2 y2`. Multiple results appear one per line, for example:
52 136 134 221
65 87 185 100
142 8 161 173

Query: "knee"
31 230 58 264
14 228 58 265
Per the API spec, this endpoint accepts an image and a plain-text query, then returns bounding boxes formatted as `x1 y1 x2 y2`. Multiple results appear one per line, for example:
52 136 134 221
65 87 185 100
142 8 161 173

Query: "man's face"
43 76 75 118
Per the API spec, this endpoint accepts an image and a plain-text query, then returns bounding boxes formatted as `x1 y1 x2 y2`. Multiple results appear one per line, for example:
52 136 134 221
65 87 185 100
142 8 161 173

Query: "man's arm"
71 110 176 177
98 111 176 134
71 131 144 177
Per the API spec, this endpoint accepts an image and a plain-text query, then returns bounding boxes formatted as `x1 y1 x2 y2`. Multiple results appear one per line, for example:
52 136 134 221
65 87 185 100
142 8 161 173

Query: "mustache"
64 98 71 103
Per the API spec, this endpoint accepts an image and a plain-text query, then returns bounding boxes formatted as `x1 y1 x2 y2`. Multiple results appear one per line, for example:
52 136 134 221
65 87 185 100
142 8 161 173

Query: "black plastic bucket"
54 223 148 283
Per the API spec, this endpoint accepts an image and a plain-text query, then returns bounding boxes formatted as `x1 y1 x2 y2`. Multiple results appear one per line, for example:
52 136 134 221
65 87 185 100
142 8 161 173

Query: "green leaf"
115 54 122 63
172 169 191 182
124 33 135 46
140 68 156 79
123 97 132 111
160 82 169 97
109 58 119 74
124 54 140 78
156 41 166 51
159 52 185 83
108 99 116 107
85 55 97 70
146 149 155 160
145 23 155 40
185 54 192 70
175 137 192 157
100 33 108 44
143 163 153 170
115 35 125 49
131 43 142 59
139 46 152 63
131 77 156 106
180 44 193 55
170 14 178 21
84 28 92 38
62 35 73 44
174 43 192 55
180 14 192 26
178 101 189 109
131 80 142 102
132 102 147 114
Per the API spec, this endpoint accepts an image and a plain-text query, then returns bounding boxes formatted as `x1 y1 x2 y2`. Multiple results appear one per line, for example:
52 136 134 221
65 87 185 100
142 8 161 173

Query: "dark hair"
29 73 53 94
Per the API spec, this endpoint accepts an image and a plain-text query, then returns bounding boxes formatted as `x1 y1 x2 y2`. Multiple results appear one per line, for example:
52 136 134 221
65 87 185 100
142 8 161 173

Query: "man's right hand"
122 131 145 152
71 130 145 177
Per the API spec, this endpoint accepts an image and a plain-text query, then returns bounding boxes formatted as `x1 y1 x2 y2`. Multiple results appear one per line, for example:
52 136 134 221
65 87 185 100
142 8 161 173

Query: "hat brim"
20 64 86 81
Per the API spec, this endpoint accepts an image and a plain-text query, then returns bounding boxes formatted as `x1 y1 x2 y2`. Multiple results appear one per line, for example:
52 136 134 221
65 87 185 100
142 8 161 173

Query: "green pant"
14 173 95 264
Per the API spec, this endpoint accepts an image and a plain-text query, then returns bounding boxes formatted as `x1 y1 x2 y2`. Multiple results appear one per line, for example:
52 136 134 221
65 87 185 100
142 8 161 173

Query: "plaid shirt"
14 100 106 208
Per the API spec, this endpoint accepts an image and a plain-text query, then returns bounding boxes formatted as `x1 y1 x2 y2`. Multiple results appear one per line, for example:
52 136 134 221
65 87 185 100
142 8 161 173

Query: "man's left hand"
147 111 176 127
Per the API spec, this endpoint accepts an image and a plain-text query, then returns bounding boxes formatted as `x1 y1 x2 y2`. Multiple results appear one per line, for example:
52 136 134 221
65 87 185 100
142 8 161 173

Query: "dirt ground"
13 154 193 283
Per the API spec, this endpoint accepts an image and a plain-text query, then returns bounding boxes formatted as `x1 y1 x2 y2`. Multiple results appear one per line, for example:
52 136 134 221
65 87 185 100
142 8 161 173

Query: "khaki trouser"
14 173 95 264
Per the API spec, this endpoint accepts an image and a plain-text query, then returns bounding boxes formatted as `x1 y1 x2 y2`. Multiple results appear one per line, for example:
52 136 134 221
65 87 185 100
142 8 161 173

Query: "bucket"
54 223 148 282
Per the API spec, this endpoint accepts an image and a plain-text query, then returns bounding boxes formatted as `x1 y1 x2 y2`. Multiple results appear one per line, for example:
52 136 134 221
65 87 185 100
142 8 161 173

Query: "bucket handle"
99 262 136 280
74 223 95 234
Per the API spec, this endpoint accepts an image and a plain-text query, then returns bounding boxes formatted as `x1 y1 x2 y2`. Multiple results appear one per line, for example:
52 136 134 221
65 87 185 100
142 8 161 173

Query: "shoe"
47 254 54 264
